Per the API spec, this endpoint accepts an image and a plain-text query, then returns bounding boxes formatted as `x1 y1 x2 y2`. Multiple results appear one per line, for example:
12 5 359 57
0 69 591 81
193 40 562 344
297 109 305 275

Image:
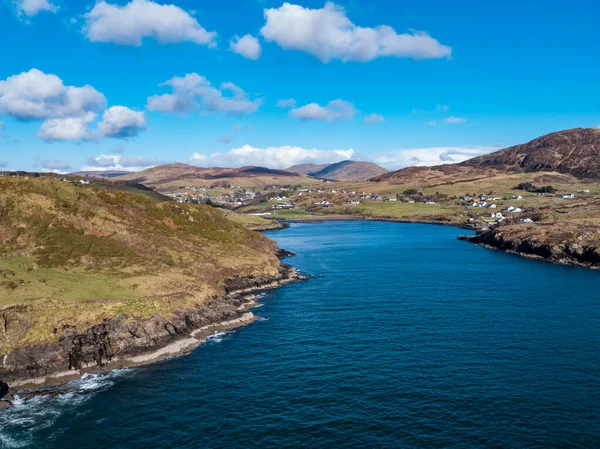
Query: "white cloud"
0 69 106 121
435 104 450 112
83 0 217 47
371 145 499 170
147 73 261 115
276 98 296 108
15 0 58 17
428 120 437 126
364 113 384 124
290 99 355 121
443 116 467 124
98 106 147 138
82 154 161 171
230 34 262 60
190 144 354 169
37 112 97 142
260 2 451 63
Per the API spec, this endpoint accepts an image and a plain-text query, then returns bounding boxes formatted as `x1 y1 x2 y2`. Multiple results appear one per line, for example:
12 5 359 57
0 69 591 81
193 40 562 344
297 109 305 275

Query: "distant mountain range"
374 128 600 184
102 160 389 189
116 163 306 189
287 160 388 181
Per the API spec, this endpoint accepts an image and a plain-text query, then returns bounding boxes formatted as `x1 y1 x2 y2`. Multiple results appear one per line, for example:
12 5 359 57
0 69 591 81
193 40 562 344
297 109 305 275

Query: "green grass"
0 256 138 307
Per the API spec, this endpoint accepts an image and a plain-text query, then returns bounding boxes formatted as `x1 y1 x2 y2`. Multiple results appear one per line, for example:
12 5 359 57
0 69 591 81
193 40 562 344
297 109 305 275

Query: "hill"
117 163 307 190
0 177 297 389
460 128 600 179
308 160 388 181
375 128 600 185
286 163 330 175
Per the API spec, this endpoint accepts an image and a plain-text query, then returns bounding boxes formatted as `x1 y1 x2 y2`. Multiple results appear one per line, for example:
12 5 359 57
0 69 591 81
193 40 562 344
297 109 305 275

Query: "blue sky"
1 0 599 173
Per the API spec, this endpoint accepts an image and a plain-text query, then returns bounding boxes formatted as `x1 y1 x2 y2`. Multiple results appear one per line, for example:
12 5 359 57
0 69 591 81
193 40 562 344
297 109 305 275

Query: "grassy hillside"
0 177 282 353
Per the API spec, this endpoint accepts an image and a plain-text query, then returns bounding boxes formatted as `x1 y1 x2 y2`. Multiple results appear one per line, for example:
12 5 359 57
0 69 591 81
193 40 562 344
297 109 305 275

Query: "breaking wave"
0 370 134 448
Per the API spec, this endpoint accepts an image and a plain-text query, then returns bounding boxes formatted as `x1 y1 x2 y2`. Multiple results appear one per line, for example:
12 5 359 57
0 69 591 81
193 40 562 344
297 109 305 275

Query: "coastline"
268 215 600 270
459 233 600 270
270 214 476 230
0 263 307 405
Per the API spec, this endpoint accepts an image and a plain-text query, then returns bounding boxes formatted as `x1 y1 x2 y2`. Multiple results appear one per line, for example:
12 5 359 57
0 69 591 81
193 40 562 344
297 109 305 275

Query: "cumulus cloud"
15 0 58 17
147 73 261 115
371 145 499 170
230 34 262 60
260 2 451 63
276 98 296 108
0 69 106 121
290 99 355 121
364 113 384 124
37 112 97 142
443 116 467 124
83 0 217 47
82 154 162 171
190 144 354 169
98 106 147 138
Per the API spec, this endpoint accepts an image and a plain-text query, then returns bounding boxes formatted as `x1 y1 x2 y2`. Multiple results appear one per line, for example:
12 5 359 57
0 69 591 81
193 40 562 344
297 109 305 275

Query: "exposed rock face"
0 265 302 391
0 380 8 399
460 128 600 180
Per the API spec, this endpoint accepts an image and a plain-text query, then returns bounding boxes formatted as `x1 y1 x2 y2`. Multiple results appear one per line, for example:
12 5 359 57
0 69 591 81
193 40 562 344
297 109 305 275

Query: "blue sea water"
1 221 599 448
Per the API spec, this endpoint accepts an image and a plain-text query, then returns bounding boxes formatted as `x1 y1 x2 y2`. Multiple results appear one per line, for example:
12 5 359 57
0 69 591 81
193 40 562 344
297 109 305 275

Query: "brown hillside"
374 128 600 185
118 163 307 189
309 160 387 181
461 128 600 179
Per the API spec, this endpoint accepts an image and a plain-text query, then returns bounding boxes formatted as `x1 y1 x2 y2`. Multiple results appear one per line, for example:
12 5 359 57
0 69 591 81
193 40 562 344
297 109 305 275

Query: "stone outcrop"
460 230 600 268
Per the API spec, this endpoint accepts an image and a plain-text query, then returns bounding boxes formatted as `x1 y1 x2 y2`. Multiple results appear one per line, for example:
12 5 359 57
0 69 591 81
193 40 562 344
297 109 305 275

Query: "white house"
561 193 575 199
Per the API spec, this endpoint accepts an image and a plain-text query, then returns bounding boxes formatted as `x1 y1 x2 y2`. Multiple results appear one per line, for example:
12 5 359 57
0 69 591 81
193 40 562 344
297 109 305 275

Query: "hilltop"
460 128 600 179
0 177 298 390
286 163 330 175
374 128 600 184
117 163 307 190
308 160 387 181
286 160 387 181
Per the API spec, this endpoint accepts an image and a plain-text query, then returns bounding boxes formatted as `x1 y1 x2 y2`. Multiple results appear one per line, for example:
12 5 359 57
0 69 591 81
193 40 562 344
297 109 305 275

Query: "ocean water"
1 221 599 448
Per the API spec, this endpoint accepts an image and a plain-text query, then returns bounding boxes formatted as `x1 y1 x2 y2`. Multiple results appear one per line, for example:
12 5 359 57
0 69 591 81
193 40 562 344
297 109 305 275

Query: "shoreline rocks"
459 231 600 269
0 263 306 399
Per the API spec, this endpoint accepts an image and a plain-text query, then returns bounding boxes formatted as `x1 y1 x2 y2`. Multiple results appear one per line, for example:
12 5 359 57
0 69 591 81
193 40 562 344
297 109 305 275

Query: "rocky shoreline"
459 231 600 269
0 262 307 408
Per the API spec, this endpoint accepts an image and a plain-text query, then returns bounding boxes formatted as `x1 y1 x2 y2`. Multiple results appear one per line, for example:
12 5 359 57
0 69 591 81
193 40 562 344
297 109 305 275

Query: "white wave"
0 369 135 446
